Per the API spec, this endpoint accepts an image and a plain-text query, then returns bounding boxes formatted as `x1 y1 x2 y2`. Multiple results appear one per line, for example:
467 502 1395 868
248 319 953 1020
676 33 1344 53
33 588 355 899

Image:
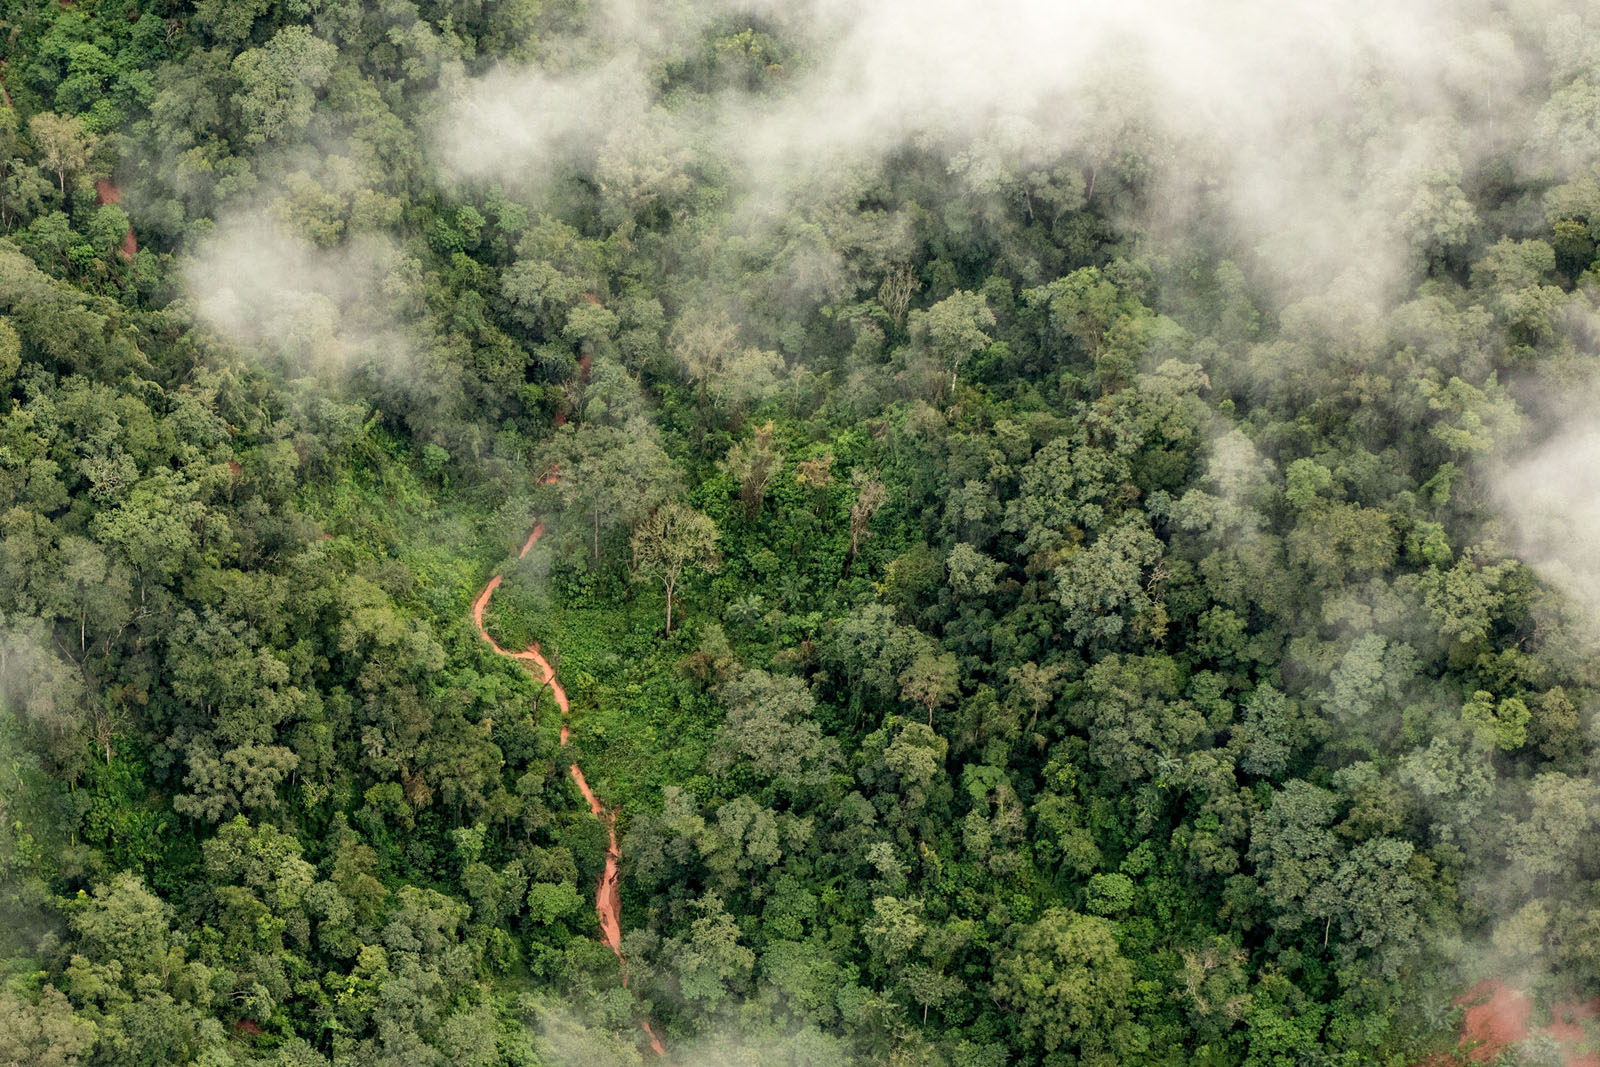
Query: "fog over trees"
5 1 1600 1065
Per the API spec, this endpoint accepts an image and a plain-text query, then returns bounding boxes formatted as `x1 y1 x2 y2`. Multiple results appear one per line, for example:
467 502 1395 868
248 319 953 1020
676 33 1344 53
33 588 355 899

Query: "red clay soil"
641 1020 666 1057
553 356 593 427
471 504 664 1057
94 179 138 260
1440 980 1600 1066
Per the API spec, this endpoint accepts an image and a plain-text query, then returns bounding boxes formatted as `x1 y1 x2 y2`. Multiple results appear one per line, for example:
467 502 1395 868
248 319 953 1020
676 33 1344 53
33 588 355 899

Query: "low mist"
432 0 1556 308
183 215 420 382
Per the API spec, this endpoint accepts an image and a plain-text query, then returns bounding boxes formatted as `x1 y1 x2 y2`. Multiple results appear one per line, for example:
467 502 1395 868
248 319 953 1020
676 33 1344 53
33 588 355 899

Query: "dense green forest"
4 1 1600 1064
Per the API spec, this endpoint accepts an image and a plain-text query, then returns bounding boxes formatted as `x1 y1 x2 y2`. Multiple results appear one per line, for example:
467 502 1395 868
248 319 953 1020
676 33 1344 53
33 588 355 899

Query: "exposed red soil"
641 1020 666 1057
94 179 137 260
1438 980 1600 1066
517 523 543 559
471 498 663 1057
553 354 593 426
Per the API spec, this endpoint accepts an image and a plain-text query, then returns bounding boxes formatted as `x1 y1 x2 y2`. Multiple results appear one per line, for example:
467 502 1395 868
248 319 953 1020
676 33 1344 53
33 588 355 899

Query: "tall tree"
28 113 95 196
631 501 719 636
847 468 888 574
910 288 994 392
991 908 1133 1056
720 421 785 519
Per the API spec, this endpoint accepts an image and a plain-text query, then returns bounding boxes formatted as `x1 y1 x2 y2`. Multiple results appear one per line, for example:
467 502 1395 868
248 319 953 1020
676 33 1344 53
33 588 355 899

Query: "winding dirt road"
472 517 666 1058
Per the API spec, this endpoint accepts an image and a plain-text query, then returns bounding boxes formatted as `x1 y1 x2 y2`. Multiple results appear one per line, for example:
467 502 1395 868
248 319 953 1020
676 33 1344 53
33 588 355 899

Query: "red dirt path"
471 505 664 1057
1430 981 1600 1066
94 178 137 260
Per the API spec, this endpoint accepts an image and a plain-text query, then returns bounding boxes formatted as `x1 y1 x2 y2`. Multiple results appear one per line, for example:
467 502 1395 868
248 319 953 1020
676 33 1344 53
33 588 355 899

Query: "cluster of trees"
2 2 1600 1066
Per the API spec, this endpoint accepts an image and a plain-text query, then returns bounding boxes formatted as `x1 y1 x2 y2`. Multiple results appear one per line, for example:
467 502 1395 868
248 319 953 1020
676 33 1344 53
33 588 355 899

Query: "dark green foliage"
0 3 1598 1065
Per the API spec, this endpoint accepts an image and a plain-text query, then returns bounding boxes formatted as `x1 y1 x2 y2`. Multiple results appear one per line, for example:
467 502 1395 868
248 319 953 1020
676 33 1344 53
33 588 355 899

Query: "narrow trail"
94 179 138 260
471 511 667 1059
